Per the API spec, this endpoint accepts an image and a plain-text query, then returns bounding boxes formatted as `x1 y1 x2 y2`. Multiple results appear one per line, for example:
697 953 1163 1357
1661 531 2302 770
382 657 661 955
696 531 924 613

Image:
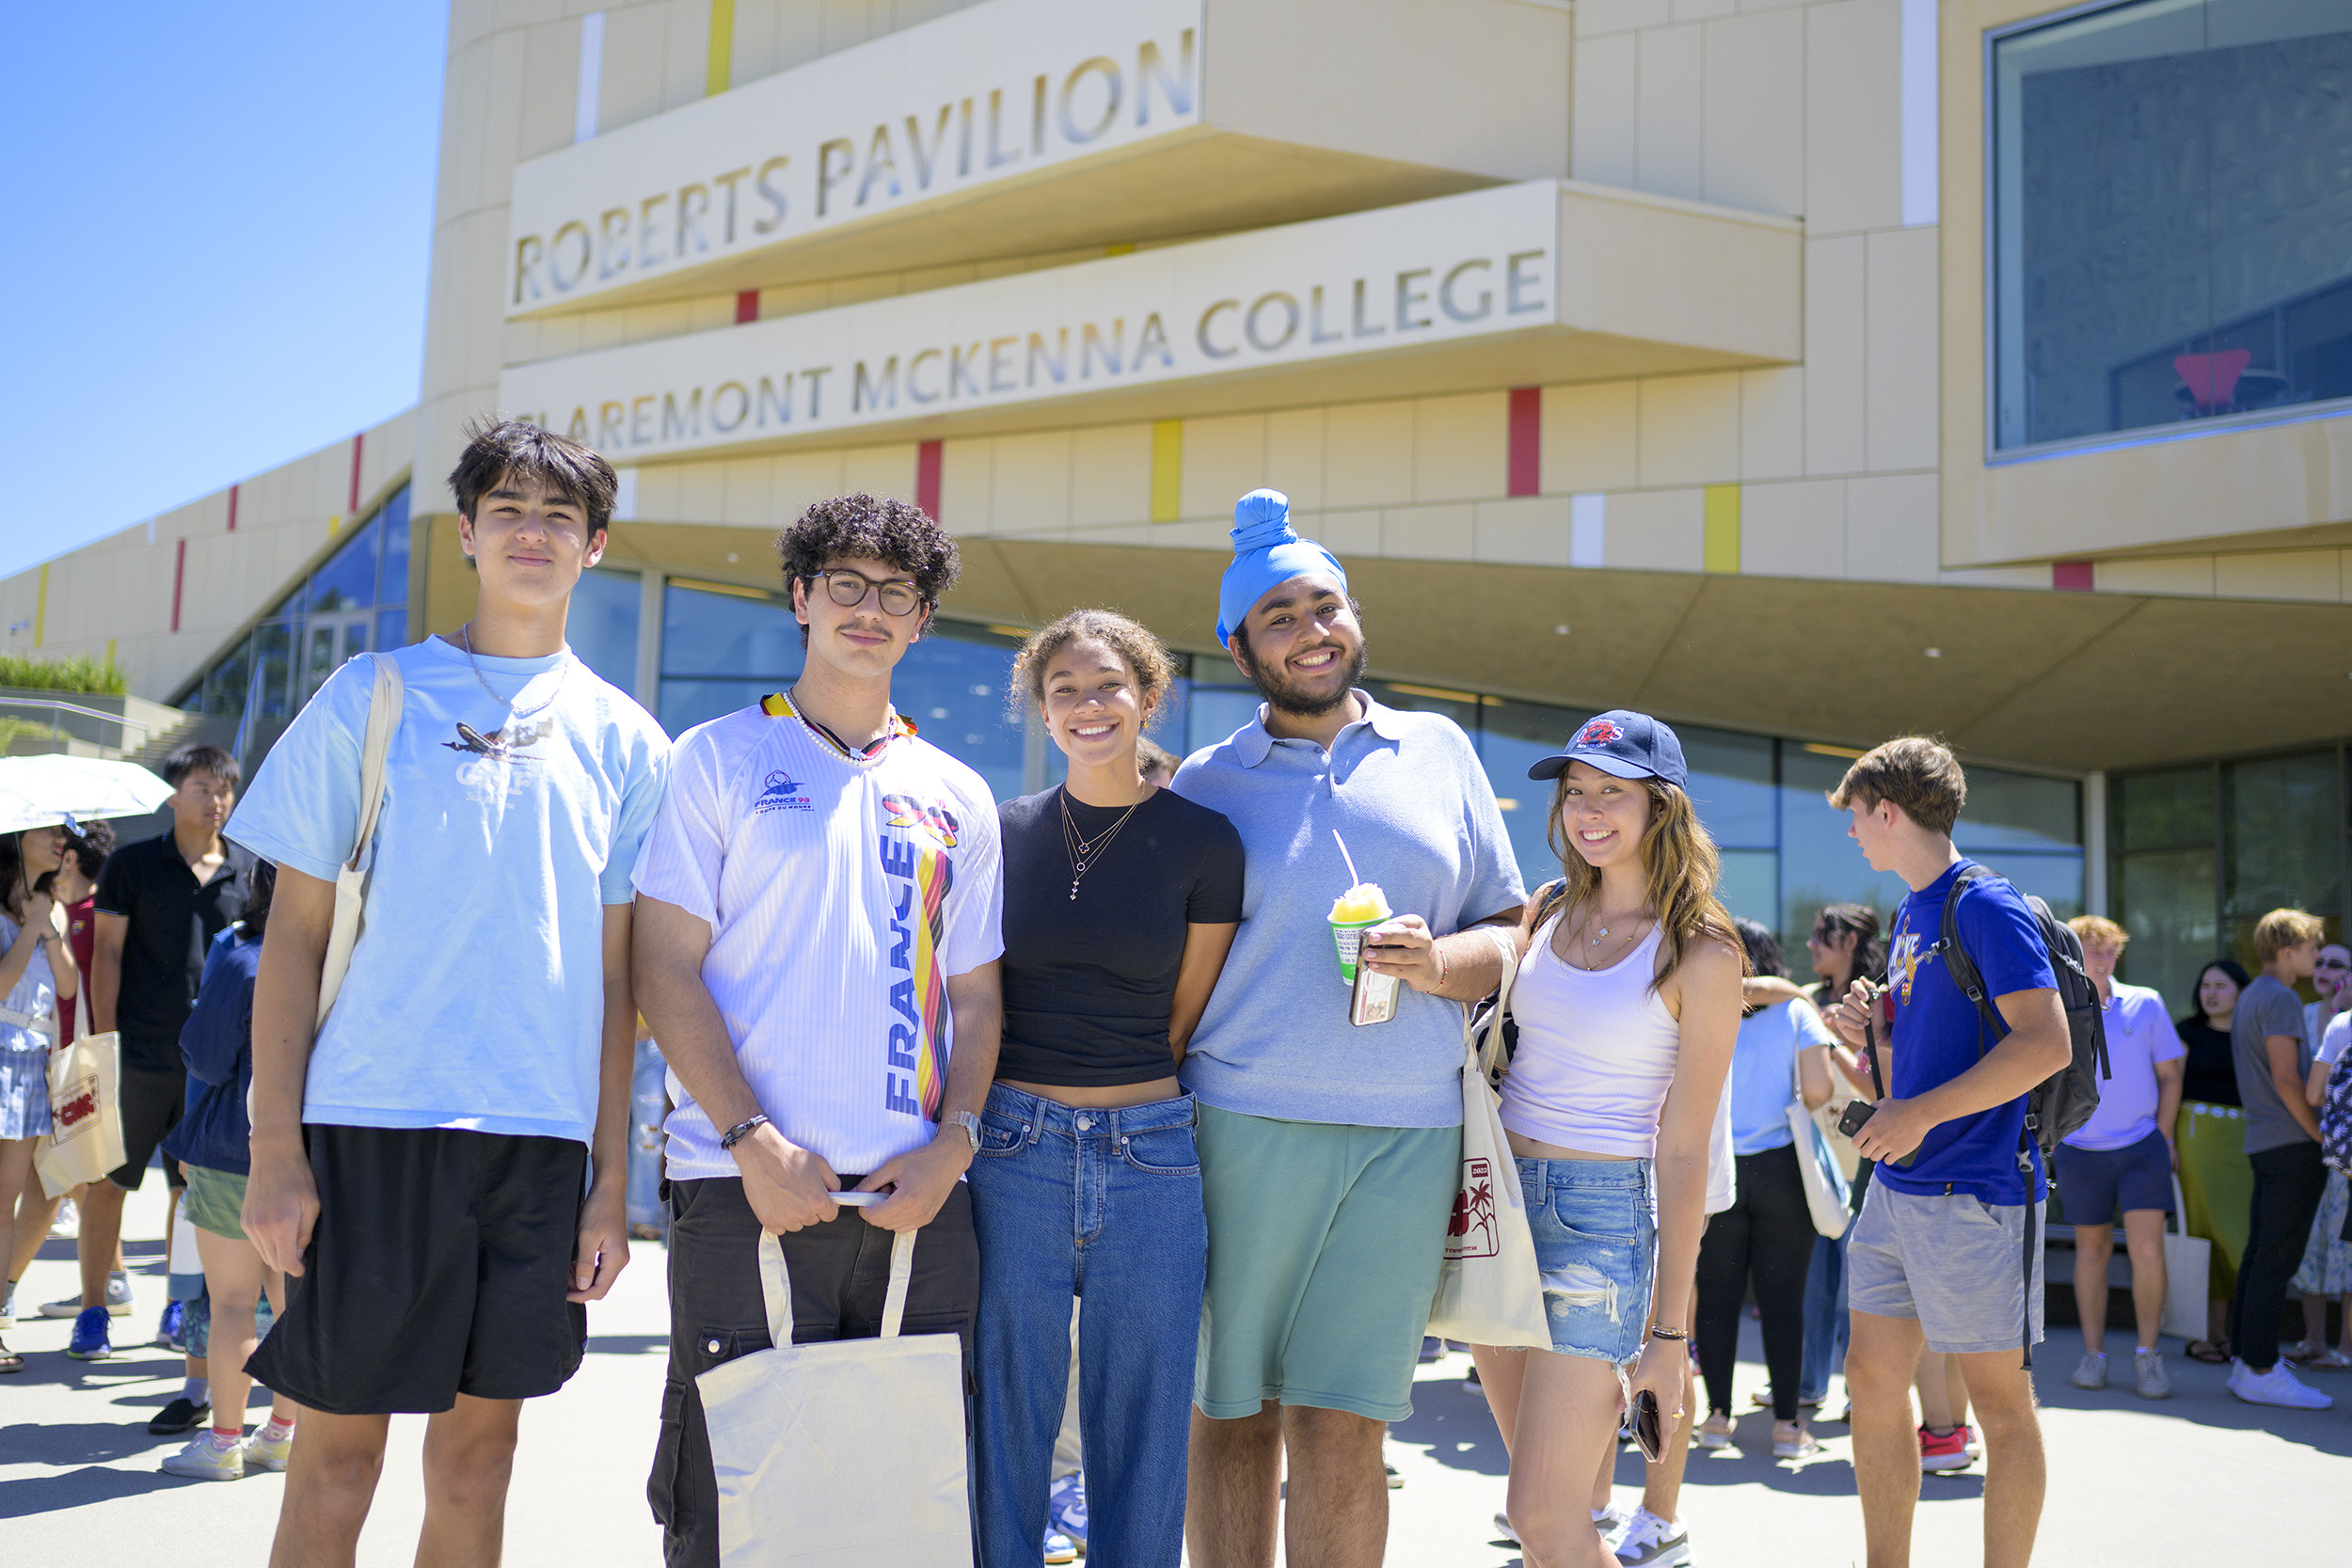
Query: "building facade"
5 0 2347 1008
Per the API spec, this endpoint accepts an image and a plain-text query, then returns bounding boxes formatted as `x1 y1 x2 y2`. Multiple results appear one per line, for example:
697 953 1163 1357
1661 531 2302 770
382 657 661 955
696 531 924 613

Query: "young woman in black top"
971 610 1243 1568
2175 958 2251 1361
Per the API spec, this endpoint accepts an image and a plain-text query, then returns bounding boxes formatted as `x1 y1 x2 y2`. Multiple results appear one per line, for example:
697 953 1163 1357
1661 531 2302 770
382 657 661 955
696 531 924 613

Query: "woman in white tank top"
1470 711 1742 1568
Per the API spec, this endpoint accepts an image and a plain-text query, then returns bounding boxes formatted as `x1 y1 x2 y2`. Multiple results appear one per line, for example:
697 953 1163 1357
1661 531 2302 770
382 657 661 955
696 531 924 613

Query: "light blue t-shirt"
1171 693 1525 1128
227 637 670 1145
1728 998 1836 1156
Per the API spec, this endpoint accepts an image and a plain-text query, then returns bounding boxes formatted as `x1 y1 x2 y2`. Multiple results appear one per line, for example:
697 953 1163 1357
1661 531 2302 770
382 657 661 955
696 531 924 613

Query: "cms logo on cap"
1574 718 1624 748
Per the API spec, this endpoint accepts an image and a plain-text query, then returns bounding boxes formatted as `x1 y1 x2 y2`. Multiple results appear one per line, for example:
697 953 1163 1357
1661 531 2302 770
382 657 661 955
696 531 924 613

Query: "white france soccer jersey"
633 694 1003 1180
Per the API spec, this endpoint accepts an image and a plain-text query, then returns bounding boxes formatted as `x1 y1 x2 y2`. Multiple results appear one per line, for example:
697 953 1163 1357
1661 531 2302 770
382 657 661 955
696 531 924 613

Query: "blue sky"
0 3 448 580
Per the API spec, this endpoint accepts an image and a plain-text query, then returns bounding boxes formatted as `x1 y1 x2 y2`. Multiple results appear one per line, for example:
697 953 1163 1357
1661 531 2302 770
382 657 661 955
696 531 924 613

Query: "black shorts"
110 1062 188 1192
649 1177 979 1568
246 1124 590 1415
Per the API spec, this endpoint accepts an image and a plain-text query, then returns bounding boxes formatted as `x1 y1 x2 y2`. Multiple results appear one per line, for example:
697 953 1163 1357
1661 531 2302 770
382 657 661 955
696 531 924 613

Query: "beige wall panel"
2094 556 2216 597
597 5 674 132
1136 519 1230 552
1541 381 1641 494
1181 415 1270 522
670 458 726 525
1475 496 1575 567
770 449 850 520
1607 487 1704 571
1677 0 1739 21
1572 32 1640 188
1737 0 1809 14
759 0 825 76
1865 227 1938 472
1303 508 1383 560
717 456 776 527
472 28 532 222
1740 478 1847 578
660 1 709 113
1580 0 1671 37
1846 473 1938 583
1804 0 1901 236
1070 423 1152 530
1805 236 1867 475
940 437 996 533
2214 550 2342 603
1324 402 1417 511
688 295 737 333
991 430 1074 536
1702 9 1804 216
1638 24 1707 202
842 442 918 504
630 462 681 526
1383 504 1476 562
1265 410 1327 513
1414 392 1508 503
1639 373 1740 487
517 22 581 162
434 34 489 222
1740 366 1804 481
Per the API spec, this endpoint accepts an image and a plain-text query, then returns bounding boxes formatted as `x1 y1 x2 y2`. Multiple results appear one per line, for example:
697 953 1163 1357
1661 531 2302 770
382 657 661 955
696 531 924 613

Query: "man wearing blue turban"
1170 491 1527 1568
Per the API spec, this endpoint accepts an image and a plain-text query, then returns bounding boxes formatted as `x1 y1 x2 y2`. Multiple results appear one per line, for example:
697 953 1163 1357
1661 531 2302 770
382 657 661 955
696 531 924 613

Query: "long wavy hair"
1539 773 1745 994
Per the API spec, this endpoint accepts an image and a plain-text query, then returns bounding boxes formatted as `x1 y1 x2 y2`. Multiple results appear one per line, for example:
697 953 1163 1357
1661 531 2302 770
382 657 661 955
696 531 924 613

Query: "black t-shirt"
93 832 254 1068
996 786 1246 1087
2177 1017 2241 1107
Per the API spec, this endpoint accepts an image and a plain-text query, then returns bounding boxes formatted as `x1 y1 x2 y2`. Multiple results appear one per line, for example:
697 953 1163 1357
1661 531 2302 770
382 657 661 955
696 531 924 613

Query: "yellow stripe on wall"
1150 421 1184 522
34 563 47 646
707 0 735 96
1703 484 1740 575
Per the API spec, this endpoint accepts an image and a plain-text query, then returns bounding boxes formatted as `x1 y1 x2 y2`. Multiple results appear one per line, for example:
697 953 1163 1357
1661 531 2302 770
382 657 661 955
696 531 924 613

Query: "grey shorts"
1847 1182 2045 1355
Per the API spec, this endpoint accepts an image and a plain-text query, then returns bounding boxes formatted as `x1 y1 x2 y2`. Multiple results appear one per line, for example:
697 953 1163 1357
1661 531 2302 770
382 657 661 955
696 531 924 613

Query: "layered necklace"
765 686 912 763
1560 907 1653 972
1059 785 1144 901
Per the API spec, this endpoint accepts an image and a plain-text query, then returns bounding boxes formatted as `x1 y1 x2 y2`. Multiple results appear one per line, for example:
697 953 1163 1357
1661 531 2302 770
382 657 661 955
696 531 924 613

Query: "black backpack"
1933 863 2110 1163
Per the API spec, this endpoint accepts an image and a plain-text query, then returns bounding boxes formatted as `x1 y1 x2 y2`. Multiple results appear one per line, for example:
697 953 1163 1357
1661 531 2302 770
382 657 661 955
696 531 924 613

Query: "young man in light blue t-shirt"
230 420 669 1560
1172 490 1524 1568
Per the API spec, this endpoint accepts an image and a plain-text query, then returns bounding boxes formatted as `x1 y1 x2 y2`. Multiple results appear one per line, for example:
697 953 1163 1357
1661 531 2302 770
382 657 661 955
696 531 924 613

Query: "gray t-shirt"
2233 973 2312 1154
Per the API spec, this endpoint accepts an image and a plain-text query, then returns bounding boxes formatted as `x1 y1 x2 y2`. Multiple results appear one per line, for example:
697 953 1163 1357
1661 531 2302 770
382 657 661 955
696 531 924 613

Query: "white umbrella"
0 754 175 836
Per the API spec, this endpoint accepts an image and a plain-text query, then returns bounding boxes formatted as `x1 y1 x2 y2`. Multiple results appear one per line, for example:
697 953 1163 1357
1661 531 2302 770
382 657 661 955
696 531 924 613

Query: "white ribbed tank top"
1498 912 1679 1158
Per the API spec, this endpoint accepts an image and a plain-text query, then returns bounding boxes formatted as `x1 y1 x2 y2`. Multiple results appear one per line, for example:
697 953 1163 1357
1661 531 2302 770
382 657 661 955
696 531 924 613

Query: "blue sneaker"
67 1306 112 1360
159 1299 186 1353
1048 1472 1088 1548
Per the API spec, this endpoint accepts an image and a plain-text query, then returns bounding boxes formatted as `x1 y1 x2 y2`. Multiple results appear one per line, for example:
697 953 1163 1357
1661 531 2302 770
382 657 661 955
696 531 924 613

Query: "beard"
1236 634 1368 720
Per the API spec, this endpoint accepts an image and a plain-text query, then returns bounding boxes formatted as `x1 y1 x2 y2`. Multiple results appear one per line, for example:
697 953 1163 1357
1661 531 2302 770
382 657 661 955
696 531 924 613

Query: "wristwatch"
945 1110 981 1153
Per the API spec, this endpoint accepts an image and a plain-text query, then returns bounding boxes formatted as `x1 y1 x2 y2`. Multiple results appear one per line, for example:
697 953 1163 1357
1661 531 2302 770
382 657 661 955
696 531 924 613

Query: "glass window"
2117 846 2219 1010
374 608 407 651
1991 0 2352 451
1718 847 1780 933
1778 745 1910 958
307 517 381 613
1951 767 2079 852
2115 766 2216 854
2223 750 2343 919
1478 698 1591 894
375 486 411 606
1185 686 1267 757
894 625 1026 804
201 636 252 719
569 569 642 694
1684 726 1776 850
1969 852 2085 921
658 580 802 733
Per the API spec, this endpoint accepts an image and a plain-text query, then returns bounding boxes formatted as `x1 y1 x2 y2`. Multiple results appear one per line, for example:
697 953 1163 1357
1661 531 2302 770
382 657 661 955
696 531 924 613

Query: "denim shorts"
1519 1156 1657 1364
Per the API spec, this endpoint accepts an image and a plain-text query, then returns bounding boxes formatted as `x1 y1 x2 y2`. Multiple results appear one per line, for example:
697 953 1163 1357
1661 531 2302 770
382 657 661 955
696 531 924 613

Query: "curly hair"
776 493 960 643
1008 610 1178 726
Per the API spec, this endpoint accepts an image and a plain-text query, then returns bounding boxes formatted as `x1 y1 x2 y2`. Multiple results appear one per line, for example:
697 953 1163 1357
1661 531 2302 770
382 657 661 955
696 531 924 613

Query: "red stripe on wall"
2052 561 2093 592
170 538 187 633
1507 387 1541 498
348 433 365 512
735 290 760 325
226 483 239 531
915 440 944 520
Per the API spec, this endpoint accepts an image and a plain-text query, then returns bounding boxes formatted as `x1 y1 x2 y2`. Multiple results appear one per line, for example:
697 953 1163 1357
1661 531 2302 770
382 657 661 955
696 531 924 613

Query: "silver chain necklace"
459 623 571 722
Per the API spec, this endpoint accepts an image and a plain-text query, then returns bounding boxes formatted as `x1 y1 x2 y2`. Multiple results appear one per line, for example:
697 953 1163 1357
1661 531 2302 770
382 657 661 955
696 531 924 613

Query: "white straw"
1332 829 1360 889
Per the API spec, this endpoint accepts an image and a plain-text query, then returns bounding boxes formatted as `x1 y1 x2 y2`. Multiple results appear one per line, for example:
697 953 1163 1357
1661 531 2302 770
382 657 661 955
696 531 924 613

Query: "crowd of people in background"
1 419 2346 1568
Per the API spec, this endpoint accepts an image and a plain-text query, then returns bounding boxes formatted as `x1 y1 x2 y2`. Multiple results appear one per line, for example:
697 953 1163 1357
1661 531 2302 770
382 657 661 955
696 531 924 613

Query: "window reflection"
568 569 642 693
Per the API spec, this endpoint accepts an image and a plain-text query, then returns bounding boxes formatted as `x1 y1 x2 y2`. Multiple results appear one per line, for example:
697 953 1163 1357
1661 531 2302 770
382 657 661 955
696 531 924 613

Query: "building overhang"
503 0 1572 318
498 181 1804 461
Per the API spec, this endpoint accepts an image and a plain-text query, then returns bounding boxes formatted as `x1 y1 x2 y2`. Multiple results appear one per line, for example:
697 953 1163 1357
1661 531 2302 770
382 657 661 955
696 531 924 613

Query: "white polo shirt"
633 695 1004 1180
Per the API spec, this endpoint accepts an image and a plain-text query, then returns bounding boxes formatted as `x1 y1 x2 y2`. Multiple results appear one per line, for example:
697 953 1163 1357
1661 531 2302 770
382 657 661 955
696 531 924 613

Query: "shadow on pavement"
0 1420 172 1467
0 1462 194 1519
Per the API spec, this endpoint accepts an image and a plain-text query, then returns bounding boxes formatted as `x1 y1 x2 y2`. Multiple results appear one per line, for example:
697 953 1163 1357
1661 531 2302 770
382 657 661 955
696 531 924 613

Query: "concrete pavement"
5 1180 2344 1563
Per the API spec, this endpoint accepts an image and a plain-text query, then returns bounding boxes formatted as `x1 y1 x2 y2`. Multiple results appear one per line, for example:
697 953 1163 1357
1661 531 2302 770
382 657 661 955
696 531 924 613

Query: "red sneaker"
1918 1423 1974 1473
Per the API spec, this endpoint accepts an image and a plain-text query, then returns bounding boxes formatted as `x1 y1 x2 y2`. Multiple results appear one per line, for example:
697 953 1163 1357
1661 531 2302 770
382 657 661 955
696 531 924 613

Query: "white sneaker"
2228 1359 2332 1410
1613 1507 1691 1567
2070 1351 2107 1389
40 1272 132 1318
2133 1348 2170 1400
160 1431 246 1481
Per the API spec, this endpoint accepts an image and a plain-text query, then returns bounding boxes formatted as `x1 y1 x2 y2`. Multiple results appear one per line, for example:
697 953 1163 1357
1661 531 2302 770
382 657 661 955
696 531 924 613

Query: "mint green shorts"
1194 1102 1460 1422
182 1163 248 1241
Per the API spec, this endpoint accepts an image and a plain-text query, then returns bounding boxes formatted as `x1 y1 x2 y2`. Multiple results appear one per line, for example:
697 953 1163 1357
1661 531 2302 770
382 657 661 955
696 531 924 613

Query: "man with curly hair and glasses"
632 493 1006 1568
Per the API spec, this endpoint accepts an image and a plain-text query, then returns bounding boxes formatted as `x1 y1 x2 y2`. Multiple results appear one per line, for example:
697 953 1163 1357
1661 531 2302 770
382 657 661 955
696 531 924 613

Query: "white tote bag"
698 1228 974 1568
2158 1174 2211 1342
1786 1048 1851 1239
314 652 402 1028
1428 940 1552 1351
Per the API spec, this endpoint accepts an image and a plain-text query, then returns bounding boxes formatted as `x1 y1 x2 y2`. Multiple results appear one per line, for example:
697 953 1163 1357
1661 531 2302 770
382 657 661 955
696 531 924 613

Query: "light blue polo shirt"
1171 692 1525 1128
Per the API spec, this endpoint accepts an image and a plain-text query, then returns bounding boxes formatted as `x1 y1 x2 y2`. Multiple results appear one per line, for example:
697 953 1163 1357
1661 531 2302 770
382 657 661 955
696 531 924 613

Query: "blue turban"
1215 489 1348 648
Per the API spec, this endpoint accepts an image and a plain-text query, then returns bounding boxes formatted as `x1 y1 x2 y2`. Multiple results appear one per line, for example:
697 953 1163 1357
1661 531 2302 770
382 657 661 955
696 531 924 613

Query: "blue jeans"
627 1037 667 1231
1800 1229 1850 1403
969 1084 1204 1568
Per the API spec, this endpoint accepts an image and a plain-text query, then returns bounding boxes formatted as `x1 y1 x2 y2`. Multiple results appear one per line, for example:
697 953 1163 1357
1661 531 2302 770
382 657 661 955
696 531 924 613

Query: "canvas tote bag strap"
347 653 404 874
879 1229 917 1338
1472 925 1524 1081
755 1227 921 1346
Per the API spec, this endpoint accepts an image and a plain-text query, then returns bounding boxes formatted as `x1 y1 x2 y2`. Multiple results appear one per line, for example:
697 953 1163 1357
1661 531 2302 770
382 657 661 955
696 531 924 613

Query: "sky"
0 3 449 580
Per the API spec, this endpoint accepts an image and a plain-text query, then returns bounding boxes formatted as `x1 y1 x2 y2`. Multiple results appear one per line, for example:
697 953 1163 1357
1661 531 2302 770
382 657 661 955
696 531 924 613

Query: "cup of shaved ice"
1329 883 1392 981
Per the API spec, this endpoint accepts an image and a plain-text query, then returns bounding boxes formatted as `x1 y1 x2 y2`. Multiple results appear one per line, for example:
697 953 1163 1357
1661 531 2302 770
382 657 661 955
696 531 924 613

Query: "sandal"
2185 1339 2231 1365
0 1338 22 1374
2304 1348 2352 1371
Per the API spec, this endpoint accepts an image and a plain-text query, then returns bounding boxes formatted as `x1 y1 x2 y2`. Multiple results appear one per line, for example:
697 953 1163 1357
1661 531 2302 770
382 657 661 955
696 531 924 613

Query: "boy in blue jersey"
1818 737 2071 1568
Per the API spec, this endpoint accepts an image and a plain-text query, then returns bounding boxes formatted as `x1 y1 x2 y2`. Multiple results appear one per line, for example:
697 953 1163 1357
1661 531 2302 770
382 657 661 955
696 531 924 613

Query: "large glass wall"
2111 746 2348 1010
1990 0 2352 452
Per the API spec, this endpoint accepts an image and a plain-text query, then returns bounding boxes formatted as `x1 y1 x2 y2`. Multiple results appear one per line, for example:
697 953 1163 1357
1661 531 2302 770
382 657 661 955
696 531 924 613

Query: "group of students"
7 416 2332 1568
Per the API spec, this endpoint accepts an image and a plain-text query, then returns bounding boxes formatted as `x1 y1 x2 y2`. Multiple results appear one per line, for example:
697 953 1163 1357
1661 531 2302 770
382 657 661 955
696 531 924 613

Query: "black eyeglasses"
803 568 923 617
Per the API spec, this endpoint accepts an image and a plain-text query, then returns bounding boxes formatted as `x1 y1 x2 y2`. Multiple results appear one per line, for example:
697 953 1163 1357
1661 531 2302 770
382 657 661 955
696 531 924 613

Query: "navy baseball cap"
1527 709 1688 789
